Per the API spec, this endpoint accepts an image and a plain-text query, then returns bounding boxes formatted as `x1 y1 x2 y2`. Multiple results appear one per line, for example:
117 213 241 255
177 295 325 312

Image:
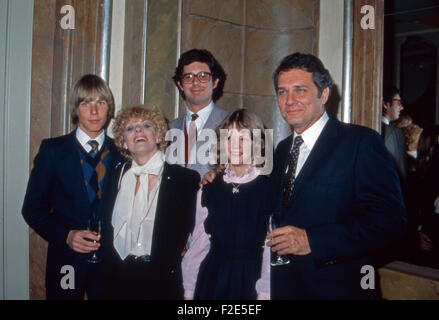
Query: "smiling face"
276 69 329 134
123 118 159 165
224 125 253 168
177 61 219 112
77 94 109 138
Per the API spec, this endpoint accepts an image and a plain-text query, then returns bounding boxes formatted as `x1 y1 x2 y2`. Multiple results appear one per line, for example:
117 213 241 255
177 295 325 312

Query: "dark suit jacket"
22 130 123 298
271 117 407 299
382 122 407 183
105 161 200 299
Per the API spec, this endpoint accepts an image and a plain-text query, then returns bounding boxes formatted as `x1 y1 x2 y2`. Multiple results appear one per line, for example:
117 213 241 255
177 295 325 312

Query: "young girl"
182 108 270 300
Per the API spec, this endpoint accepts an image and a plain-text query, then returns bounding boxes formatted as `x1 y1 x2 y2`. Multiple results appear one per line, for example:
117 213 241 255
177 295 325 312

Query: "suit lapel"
274 135 293 213
96 136 123 217
288 118 340 204
202 103 221 131
58 131 91 213
150 163 174 258
177 114 185 131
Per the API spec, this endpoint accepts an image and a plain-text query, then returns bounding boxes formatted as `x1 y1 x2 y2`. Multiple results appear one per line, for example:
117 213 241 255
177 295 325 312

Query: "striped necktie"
88 140 99 159
186 113 199 165
282 136 304 213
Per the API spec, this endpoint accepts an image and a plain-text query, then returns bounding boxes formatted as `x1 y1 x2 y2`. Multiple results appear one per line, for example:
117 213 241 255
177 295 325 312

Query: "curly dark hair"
383 86 400 105
273 52 333 98
173 49 226 102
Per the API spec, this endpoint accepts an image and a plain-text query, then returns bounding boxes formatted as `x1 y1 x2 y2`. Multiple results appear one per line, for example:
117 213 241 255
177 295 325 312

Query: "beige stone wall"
379 261 439 300
180 0 319 143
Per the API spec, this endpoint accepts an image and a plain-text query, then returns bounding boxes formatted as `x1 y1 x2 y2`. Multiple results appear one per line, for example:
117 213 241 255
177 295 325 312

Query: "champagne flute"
87 218 102 264
268 213 291 266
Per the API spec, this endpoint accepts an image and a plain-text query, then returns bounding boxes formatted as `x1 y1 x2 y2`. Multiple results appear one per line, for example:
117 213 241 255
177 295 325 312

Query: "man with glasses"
170 49 229 178
382 86 407 184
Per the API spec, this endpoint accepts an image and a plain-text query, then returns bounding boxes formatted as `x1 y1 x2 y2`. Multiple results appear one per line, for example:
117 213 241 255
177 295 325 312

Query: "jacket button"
170 269 174 274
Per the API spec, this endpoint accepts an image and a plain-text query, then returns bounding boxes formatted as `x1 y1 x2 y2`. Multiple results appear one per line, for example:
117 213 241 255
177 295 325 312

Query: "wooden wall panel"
351 0 384 131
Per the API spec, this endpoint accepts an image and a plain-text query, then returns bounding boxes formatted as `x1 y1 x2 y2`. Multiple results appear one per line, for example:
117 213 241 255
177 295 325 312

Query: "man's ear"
177 81 184 91
123 141 128 150
382 98 389 111
213 78 219 89
321 87 329 105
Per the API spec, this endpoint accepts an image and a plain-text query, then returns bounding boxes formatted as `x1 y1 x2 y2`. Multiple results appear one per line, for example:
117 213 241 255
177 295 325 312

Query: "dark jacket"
22 130 123 299
270 117 407 299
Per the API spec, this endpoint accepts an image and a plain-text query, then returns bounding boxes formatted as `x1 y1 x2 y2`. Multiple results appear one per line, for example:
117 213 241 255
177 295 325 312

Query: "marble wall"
379 261 439 300
121 0 179 122
180 0 319 143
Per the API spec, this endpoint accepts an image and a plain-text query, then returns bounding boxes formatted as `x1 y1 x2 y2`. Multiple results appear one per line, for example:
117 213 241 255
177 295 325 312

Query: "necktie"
186 113 199 165
282 136 304 213
88 140 99 159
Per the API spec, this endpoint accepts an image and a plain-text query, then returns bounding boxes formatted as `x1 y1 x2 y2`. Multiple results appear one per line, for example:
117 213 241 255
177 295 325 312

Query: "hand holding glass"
268 213 291 266
87 219 102 264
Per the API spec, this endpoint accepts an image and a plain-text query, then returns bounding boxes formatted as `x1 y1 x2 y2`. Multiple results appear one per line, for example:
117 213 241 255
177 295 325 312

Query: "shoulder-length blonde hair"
211 108 266 173
70 74 115 129
112 105 168 159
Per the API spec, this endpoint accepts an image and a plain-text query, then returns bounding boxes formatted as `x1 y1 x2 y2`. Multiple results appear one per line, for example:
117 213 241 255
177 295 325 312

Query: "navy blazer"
270 117 407 299
22 130 123 297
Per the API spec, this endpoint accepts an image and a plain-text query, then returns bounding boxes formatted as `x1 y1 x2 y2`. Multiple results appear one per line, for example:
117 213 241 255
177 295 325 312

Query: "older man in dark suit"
169 49 229 179
22 74 123 299
267 53 407 299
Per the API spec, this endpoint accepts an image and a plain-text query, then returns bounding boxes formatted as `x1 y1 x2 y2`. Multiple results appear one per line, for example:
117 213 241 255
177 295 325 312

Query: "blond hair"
211 108 266 173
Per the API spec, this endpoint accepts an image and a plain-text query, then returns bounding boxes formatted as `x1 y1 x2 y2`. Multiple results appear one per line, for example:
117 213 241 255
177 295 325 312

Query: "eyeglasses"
181 71 212 84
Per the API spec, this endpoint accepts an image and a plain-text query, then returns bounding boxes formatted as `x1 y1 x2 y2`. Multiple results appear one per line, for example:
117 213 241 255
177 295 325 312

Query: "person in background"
414 126 439 268
392 113 424 264
182 109 271 300
394 113 423 174
382 86 407 184
22 74 123 299
107 106 199 299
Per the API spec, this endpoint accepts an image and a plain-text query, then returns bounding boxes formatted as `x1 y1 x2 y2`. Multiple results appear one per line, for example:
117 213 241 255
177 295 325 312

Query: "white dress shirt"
289 112 329 176
112 151 165 259
185 101 214 135
75 127 105 152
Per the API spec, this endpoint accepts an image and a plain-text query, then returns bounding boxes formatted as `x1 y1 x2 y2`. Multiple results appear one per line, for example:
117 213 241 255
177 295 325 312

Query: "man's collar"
76 126 105 149
293 112 329 151
185 101 214 122
382 116 390 125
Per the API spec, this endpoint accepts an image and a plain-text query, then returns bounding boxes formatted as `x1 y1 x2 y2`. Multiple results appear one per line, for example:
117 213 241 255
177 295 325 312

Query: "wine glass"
87 219 102 264
268 213 291 266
